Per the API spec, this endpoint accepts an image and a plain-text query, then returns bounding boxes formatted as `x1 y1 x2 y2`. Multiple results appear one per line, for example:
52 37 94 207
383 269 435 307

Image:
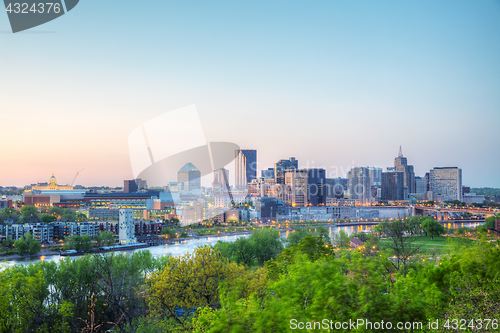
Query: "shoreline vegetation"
1 217 492 262
0 217 498 332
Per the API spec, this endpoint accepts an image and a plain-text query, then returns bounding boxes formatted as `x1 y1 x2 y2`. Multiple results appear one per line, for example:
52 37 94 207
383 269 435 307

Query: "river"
1 221 483 268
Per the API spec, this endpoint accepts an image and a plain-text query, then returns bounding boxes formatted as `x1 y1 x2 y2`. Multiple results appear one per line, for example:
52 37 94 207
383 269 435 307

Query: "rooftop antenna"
398 145 403 157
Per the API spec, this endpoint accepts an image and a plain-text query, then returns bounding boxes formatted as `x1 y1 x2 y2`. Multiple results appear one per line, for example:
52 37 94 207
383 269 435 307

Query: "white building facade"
429 167 462 202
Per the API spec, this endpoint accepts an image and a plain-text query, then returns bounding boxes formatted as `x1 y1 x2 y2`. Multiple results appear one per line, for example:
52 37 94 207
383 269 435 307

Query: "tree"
62 210 77 222
231 237 256 266
1 236 14 248
214 236 257 266
20 206 40 224
376 218 422 277
296 234 335 262
80 235 93 251
41 213 57 223
48 206 64 217
14 233 41 255
249 228 283 265
485 214 499 231
75 212 87 222
161 227 177 238
64 235 93 251
95 231 115 247
421 217 445 240
28 236 41 254
476 224 489 234
333 230 350 248
0 207 20 223
147 246 243 329
350 232 368 242
14 237 29 255
0 251 162 332
284 228 309 247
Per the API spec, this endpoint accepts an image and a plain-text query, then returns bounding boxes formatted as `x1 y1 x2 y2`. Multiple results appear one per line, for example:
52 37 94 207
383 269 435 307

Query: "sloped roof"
350 238 364 246
179 163 200 172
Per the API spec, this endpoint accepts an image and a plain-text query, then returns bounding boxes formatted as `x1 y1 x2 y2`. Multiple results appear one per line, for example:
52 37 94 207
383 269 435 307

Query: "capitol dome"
49 174 57 186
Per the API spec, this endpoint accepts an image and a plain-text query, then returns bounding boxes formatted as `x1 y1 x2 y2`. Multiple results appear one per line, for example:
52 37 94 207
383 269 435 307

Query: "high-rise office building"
213 168 229 191
124 180 137 193
429 167 462 202
261 168 275 180
235 149 257 189
124 178 148 193
274 157 298 184
177 163 201 192
381 170 404 201
394 146 416 196
368 167 382 186
415 176 428 195
307 168 326 206
284 169 309 207
324 178 349 199
348 167 371 203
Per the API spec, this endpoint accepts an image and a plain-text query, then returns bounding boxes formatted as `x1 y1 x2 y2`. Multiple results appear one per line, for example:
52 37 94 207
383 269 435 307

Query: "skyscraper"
348 167 371 203
285 169 309 207
394 146 416 196
324 178 349 199
124 178 148 193
124 180 138 193
429 167 462 202
177 163 201 192
415 176 428 195
213 168 229 191
274 157 298 184
235 149 257 189
381 170 404 201
368 167 382 186
307 168 326 206
261 168 275 180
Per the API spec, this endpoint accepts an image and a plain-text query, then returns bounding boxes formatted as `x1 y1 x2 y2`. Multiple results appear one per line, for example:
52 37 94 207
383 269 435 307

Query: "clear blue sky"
1 0 499 187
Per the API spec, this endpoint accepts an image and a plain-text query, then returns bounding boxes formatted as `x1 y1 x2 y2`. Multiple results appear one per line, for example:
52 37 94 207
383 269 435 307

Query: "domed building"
29 174 74 191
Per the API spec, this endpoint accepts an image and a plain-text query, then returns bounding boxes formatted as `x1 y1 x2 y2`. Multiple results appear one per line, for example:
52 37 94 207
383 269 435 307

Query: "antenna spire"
398 145 403 157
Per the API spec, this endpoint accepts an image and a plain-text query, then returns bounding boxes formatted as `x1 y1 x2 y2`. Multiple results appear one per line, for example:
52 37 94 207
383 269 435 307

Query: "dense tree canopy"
0 207 20 223
63 235 93 251
94 231 115 247
20 206 40 224
421 217 445 240
485 214 500 231
161 227 177 238
13 232 41 256
0 221 498 333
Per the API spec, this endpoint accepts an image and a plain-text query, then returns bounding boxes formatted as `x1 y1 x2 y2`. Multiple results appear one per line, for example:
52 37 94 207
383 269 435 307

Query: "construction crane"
71 169 84 186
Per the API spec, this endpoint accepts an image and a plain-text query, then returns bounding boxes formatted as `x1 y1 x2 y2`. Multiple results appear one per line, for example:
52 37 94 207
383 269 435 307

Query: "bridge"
332 219 485 233
413 204 496 221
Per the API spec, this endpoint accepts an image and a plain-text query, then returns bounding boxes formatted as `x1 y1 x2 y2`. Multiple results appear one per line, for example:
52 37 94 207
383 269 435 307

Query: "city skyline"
1 1 499 187
0 146 490 189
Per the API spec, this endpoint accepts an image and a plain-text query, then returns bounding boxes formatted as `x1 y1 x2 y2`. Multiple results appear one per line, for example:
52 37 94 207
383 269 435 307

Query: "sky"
0 0 499 188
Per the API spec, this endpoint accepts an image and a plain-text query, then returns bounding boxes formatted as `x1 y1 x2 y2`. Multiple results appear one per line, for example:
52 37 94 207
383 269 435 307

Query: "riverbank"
0 231 255 261
0 248 61 261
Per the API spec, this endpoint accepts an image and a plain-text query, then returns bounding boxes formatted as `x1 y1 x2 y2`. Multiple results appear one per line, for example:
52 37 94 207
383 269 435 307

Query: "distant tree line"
0 206 87 224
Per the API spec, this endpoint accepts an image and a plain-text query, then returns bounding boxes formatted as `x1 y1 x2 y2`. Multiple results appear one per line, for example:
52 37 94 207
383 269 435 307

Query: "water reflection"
2 221 484 267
